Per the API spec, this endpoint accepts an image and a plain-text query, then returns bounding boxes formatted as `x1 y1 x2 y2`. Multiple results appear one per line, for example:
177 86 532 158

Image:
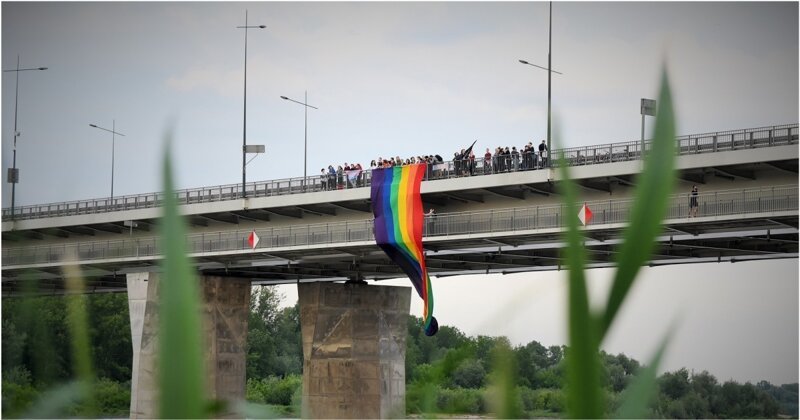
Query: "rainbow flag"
371 164 438 336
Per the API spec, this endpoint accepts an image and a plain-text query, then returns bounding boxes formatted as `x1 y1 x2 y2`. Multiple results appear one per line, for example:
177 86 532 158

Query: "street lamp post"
3 55 48 220
519 2 559 167
237 10 266 198
89 122 126 203
280 92 318 190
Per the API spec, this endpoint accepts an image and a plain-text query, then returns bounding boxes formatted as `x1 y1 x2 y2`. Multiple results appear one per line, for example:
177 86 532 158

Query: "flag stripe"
371 164 434 328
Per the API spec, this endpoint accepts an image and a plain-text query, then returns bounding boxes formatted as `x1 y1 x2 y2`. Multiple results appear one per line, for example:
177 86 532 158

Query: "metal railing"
3 184 796 267
2 123 796 221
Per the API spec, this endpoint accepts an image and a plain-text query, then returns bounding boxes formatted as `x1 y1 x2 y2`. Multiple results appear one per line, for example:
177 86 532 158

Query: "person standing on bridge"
539 140 548 168
689 185 699 218
425 208 436 235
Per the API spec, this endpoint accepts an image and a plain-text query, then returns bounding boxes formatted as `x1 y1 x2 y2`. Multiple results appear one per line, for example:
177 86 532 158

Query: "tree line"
2 287 797 418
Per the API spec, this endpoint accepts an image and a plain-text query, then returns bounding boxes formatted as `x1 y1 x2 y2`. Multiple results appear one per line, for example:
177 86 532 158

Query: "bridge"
3 123 798 294
2 123 797 418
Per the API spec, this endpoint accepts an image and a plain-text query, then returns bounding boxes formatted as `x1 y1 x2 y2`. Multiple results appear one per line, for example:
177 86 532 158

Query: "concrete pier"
298 282 411 419
126 273 250 418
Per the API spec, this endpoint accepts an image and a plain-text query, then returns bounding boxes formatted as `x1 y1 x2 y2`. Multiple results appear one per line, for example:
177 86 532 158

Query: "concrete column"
201 275 251 408
126 273 250 419
126 272 151 419
298 282 411 419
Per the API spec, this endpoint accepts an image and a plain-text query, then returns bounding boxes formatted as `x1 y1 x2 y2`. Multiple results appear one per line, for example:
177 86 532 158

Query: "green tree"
515 340 548 388
2 295 70 385
450 358 486 389
87 293 132 382
2 317 27 372
434 325 470 351
246 286 301 379
660 368 691 400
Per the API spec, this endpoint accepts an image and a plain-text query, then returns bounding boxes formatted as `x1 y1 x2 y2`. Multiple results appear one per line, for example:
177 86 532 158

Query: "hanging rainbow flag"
371 164 438 336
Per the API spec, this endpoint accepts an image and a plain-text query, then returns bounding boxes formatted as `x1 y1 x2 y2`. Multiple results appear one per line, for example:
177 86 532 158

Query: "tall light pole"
519 2 559 167
237 10 266 198
280 92 318 190
89 121 126 202
3 55 48 220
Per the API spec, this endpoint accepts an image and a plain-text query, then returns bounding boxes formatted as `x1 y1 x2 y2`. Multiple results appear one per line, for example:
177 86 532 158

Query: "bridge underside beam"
265 208 304 219
577 179 612 194
765 160 798 174
232 209 272 222
712 166 755 180
330 201 372 213
483 187 525 200
297 205 336 216
523 181 556 196
421 195 448 207
446 192 484 203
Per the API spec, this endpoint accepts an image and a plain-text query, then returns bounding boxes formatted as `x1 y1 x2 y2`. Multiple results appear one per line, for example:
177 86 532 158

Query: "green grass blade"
489 341 522 418
19 277 59 386
158 134 206 419
556 140 603 418
600 69 677 340
615 327 674 419
21 381 85 419
233 401 284 419
63 260 97 417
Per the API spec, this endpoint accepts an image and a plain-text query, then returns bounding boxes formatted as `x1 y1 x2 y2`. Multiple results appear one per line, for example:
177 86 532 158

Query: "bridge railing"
2 124 797 221
3 185 796 267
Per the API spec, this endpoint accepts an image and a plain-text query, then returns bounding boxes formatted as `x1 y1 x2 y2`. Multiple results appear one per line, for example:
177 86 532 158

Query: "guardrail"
2 123 797 221
3 185 796 267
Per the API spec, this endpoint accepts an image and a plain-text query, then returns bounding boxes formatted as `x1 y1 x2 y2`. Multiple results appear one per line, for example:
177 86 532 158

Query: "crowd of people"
453 140 550 176
318 140 550 190
319 154 444 190
319 163 364 190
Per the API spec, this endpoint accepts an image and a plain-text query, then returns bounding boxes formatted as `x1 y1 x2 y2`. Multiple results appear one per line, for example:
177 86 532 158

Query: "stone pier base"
298 282 411 419
126 273 250 419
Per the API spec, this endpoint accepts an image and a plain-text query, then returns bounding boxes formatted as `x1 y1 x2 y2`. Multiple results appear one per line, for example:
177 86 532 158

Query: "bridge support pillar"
298 282 411 419
126 272 250 419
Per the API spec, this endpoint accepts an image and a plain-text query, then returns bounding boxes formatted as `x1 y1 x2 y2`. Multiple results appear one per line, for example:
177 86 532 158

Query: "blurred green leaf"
21 381 85 419
599 69 677 340
615 328 674 419
556 137 603 418
18 277 60 386
158 134 206 419
488 341 522 418
233 400 284 419
63 261 97 417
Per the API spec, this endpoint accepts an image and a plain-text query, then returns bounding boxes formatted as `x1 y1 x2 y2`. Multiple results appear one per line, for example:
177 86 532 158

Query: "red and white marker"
247 230 260 249
578 202 593 226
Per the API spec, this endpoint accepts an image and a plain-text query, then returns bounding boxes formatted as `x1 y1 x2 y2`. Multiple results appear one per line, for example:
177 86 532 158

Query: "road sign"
7 168 18 184
578 202 593 226
244 145 265 153
248 230 260 249
641 98 657 116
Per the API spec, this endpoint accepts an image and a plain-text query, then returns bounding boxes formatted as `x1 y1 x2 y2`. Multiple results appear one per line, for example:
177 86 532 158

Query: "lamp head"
280 96 288 100
519 59 529 65
38 67 48 70
89 124 97 128
258 25 266 28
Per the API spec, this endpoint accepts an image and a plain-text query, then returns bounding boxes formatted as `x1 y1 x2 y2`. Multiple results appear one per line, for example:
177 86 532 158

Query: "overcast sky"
2 2 798 384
